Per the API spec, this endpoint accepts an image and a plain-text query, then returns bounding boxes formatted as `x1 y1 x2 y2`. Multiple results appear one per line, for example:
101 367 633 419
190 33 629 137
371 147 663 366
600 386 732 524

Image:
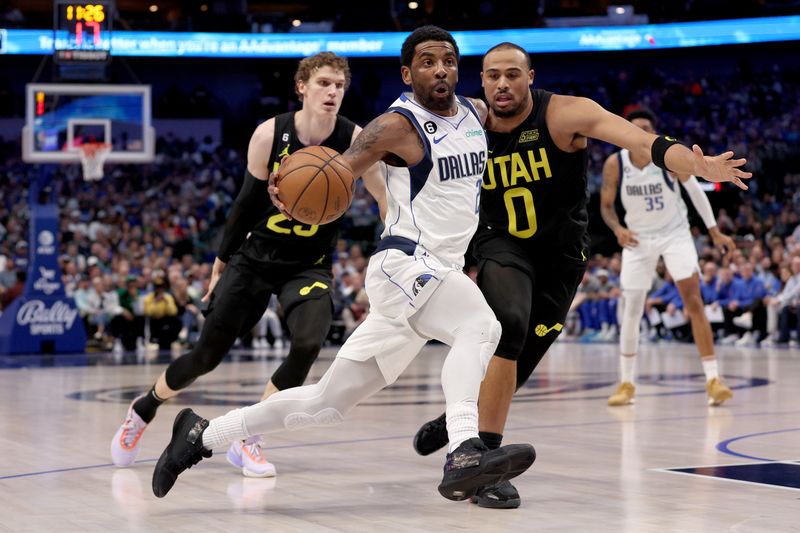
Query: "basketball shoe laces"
243 438 266 463
121 414 146 449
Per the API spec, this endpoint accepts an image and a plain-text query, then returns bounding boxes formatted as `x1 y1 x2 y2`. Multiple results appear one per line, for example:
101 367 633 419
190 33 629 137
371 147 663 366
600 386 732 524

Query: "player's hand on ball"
691 145 752 190
614 227 639 249
268 169 293 220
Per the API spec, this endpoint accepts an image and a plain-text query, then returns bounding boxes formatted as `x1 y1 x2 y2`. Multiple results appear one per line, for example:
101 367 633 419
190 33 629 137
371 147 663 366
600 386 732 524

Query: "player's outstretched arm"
351 126 388 221
686 144 751 190
600 154 638 249
554 96 751 190
343 112 425 178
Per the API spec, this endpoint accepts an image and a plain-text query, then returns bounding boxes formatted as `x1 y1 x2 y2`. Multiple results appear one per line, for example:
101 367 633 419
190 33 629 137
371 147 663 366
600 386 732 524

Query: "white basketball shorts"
620 228 699 290
336 246 461 384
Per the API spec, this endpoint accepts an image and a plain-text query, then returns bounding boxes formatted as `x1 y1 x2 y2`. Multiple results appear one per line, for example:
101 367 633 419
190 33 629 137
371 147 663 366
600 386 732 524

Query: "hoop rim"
77 142 112 156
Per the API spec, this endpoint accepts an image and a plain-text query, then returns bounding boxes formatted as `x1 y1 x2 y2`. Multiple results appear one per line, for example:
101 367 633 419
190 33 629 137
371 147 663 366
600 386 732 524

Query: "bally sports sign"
0 200 85 354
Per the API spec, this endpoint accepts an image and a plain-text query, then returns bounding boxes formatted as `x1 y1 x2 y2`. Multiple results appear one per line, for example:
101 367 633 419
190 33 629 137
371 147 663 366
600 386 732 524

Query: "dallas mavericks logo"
412 274 432 296
16 300 79 335
36 230 55 255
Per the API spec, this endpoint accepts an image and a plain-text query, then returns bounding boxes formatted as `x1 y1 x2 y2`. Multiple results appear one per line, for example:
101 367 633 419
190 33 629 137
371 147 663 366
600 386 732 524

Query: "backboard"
22 83 154 163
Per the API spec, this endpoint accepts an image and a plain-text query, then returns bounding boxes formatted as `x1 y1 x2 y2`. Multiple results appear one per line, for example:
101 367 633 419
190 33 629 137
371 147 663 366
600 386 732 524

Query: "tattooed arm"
343 112 425 177
270 112 421 220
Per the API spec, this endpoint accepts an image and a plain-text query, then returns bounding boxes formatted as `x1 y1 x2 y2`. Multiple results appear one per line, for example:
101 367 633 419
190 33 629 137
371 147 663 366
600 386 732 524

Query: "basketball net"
78 142 111 181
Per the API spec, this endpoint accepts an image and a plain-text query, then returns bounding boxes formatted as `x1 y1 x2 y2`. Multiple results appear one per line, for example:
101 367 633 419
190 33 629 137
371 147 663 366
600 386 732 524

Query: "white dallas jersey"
618 149 689 235
381 92 487 267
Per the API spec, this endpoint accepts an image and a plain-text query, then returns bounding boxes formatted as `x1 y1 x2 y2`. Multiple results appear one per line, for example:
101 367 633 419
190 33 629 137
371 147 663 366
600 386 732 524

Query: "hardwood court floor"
0 340 798 532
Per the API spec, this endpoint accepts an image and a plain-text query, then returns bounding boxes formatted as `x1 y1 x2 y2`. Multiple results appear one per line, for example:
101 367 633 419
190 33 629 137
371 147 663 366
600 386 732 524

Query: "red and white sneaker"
110 395 149 467
226 437 277 478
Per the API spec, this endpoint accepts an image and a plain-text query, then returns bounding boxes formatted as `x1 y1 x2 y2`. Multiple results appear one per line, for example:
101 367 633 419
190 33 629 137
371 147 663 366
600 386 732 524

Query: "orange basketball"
276 146 355 225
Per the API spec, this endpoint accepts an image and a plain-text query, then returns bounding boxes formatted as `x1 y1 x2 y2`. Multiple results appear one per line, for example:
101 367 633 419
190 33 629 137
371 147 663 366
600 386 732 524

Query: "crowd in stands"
0 62 799 354
570 212 800 347
0 134 382 356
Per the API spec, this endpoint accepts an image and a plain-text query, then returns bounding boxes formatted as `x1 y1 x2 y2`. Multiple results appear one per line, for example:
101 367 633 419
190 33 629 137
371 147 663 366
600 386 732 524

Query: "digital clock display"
53 1 113 62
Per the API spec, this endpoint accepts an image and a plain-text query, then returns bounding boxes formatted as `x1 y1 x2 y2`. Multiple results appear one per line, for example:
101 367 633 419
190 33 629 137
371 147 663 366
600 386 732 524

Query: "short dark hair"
625 108 658 128
400 25 459 67
483 42 531 69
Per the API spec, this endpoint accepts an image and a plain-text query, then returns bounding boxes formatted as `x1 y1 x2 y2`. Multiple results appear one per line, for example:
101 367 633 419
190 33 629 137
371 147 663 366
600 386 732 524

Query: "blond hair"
294 52 351 101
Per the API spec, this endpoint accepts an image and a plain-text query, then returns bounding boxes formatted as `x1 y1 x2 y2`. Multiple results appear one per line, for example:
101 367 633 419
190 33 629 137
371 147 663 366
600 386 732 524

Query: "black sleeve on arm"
217 169 268 262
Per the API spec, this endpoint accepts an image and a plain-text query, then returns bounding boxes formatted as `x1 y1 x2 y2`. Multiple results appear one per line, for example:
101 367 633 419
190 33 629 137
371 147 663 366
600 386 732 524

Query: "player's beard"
413 78 454 112
491 89 530 118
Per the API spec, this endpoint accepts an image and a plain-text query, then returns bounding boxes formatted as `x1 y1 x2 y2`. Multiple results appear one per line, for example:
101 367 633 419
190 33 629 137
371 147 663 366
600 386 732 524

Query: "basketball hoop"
78 142 111 181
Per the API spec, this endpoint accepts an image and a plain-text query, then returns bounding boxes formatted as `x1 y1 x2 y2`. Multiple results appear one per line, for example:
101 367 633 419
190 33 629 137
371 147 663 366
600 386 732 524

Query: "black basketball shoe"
152 408 213 498
438 438 535 501
470 480 521 509
413 412 448 456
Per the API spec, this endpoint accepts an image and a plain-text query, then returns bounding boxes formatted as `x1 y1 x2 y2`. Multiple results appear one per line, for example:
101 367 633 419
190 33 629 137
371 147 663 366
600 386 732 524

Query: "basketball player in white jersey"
600 109 736 406
151 26 536 502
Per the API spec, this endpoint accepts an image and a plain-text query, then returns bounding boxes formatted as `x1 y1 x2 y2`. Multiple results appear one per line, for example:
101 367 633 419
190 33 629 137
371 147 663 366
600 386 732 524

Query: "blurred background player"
111 52 386 477
600 109 735 407
413 42 750 508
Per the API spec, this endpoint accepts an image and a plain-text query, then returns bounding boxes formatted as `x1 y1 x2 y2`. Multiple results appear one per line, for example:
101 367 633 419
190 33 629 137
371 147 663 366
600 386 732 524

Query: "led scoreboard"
53 1 113 62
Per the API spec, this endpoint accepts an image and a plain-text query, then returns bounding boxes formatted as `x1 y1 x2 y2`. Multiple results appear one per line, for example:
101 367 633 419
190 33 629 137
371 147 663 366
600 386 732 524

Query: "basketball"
276 146 355 225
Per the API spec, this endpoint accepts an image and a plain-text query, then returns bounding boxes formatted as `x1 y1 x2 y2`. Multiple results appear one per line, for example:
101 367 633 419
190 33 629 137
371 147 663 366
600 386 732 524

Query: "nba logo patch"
412 274 433 296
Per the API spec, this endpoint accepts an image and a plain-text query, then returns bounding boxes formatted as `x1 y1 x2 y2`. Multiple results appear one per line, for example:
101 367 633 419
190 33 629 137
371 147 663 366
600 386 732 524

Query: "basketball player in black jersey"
413 42 751 508
111 52 386 477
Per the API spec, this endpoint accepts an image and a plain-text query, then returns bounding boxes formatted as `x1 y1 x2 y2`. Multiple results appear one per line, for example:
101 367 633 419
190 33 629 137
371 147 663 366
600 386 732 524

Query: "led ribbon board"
0 16 798 58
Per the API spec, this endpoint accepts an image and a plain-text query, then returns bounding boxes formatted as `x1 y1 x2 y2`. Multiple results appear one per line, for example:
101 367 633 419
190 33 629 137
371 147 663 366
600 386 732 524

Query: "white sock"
620 355 636 384
202 409 249 450
446 401 479 453
702 358 719 381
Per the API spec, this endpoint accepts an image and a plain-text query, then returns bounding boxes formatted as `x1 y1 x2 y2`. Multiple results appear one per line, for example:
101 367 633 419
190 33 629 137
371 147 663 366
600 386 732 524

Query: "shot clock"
53 1 113 63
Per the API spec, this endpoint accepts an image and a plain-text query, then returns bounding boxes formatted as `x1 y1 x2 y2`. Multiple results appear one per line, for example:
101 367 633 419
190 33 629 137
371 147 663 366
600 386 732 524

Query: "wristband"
651 135 682 172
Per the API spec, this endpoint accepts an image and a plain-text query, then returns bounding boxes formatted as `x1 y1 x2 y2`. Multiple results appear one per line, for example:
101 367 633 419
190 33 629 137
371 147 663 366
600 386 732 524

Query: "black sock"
479 431 503 450
132 386 166 423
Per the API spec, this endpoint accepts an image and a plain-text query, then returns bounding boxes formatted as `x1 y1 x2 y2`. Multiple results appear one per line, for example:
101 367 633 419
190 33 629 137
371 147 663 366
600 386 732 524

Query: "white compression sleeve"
620 290 647 356
409 273 501 451
681 176 717 230
202 358 387 450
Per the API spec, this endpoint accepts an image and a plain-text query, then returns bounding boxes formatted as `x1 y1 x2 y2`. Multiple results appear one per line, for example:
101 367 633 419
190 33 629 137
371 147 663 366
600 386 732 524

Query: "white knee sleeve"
208 358 387 448
479 318 502 374
284 407 344 430
620 290 647 355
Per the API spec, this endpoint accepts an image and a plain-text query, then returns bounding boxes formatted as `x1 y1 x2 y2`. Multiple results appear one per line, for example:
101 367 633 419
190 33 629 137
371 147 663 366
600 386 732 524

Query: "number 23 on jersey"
266 214 318 237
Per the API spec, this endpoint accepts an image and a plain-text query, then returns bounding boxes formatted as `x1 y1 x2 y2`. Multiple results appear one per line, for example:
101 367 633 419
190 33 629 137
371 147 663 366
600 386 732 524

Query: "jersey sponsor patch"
518 129 539 143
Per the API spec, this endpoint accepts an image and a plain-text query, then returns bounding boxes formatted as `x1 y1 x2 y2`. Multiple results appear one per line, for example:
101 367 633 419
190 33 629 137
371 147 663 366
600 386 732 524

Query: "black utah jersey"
477 89 589 253
238 112 356 268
